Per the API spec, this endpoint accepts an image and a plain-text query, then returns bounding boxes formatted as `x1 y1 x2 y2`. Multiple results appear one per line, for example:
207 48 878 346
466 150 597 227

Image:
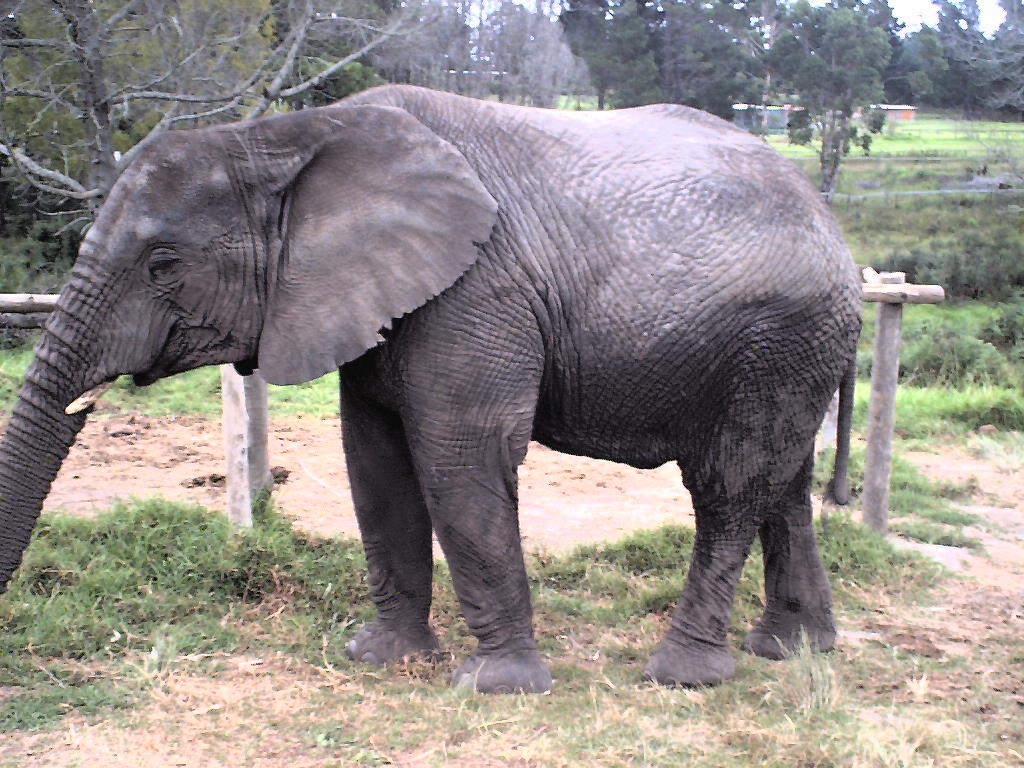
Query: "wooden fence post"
221 365 253 527
861 271 906 533
244 372 272 497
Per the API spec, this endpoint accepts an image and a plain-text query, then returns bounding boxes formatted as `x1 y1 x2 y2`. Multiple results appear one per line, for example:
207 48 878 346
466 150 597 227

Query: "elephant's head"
0 104 497 593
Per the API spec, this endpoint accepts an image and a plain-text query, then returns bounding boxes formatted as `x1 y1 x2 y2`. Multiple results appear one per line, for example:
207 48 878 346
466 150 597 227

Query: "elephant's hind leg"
643 477 762 687
646 387 826 687
341 384 440 665
744 454 836 660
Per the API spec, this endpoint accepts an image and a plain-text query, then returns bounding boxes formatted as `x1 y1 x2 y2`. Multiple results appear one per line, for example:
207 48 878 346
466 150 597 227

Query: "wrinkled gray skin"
0 86 861 693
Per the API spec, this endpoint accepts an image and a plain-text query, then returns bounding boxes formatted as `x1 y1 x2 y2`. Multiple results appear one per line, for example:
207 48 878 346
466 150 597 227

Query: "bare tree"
937 0 1024 114
481 0 580 106
517 14 585 107
0 0 410 214
372 0 587 107
371 0 480 96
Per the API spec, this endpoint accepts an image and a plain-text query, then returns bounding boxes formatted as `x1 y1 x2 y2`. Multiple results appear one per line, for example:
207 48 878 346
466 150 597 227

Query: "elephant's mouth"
130 349 173 388
132 369 162 387
131 354 170 388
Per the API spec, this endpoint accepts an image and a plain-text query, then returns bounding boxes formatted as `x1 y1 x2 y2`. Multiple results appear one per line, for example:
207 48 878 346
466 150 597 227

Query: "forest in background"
0 0 1021 293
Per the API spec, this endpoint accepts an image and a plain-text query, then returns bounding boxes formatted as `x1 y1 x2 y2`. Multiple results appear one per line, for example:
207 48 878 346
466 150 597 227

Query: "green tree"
659 0 763 119
769 0 892 196
560 0 663 109
884 25 950 105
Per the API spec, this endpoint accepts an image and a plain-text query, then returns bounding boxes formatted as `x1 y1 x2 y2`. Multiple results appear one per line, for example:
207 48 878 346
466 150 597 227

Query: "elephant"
0 85 860 694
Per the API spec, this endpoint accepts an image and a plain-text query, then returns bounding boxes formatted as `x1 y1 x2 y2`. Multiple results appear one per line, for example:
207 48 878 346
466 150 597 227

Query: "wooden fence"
0 272 944 535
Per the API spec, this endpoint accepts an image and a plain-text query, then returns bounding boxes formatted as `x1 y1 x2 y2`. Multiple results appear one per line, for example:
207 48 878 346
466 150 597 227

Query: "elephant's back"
345 86 852 300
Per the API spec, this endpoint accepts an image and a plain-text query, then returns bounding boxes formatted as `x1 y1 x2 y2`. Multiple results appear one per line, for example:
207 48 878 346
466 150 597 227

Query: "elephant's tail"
824 358 856 506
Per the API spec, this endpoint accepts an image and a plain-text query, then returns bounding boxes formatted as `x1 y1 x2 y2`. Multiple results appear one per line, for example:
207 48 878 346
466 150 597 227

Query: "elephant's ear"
238 105 497 386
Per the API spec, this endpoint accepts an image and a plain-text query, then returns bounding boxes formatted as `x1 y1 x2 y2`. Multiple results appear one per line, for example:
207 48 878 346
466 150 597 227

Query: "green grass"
890 519 984 550
5 498 1005 766
0 498 938 735
816 442 985 550
0 499 370 694
110 367 340 418
557 94 600 110
0 678 135 733
0 485 1014 765
768 113 1024 160
851 384 1024 439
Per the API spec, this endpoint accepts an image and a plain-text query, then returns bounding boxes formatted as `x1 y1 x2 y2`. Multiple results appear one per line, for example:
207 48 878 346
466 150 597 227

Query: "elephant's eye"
147 248 182 283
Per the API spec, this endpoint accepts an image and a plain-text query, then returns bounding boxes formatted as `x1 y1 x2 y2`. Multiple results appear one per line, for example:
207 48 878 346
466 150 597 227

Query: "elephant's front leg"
412 420 552 694
341 386 440 665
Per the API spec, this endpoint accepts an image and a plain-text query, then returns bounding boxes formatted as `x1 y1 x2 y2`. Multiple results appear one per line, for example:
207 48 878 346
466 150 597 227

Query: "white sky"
888 0 1007 33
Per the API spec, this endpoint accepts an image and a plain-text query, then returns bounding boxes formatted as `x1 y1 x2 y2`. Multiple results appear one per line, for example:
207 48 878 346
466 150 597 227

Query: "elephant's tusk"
65 381 116 415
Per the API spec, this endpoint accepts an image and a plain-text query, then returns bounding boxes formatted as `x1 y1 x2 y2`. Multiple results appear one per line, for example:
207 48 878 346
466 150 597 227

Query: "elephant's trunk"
0 268 109 594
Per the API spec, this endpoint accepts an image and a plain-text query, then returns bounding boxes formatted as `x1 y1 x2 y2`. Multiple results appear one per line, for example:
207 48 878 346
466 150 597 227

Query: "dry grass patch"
0 654 373 768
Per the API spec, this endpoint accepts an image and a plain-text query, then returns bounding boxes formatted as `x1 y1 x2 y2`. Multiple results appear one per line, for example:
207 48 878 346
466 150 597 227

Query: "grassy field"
0 348 341 419
767 113 1024 159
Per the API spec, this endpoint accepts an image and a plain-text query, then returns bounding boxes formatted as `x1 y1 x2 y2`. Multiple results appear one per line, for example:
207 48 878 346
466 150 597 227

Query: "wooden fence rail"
0 275 945 535
0 293 59 329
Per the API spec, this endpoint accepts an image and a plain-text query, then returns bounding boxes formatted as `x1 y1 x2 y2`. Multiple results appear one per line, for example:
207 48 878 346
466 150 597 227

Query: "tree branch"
109 88 255 105
0 38 71 51
244 1 315 119
99 0 149 33
278 16 412 101
2 87 84 117
0 142 100 199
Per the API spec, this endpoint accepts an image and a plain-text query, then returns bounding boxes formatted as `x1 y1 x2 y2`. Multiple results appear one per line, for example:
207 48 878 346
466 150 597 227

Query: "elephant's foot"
451 650 553 694
644 638 736 688
346 620 440 665
743 612 836 660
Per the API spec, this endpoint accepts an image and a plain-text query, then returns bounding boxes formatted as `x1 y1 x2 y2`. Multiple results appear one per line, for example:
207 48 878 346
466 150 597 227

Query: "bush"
980 301 1024 363
879 214 1024 301
0 223 78 293
837 189 1024 301
858 302 1024 390
898 320 1019 387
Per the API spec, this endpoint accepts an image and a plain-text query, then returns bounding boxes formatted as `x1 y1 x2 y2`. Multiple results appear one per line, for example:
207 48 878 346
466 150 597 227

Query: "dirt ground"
41 412 691 550
36 413 1024 589
39 413 1024 589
